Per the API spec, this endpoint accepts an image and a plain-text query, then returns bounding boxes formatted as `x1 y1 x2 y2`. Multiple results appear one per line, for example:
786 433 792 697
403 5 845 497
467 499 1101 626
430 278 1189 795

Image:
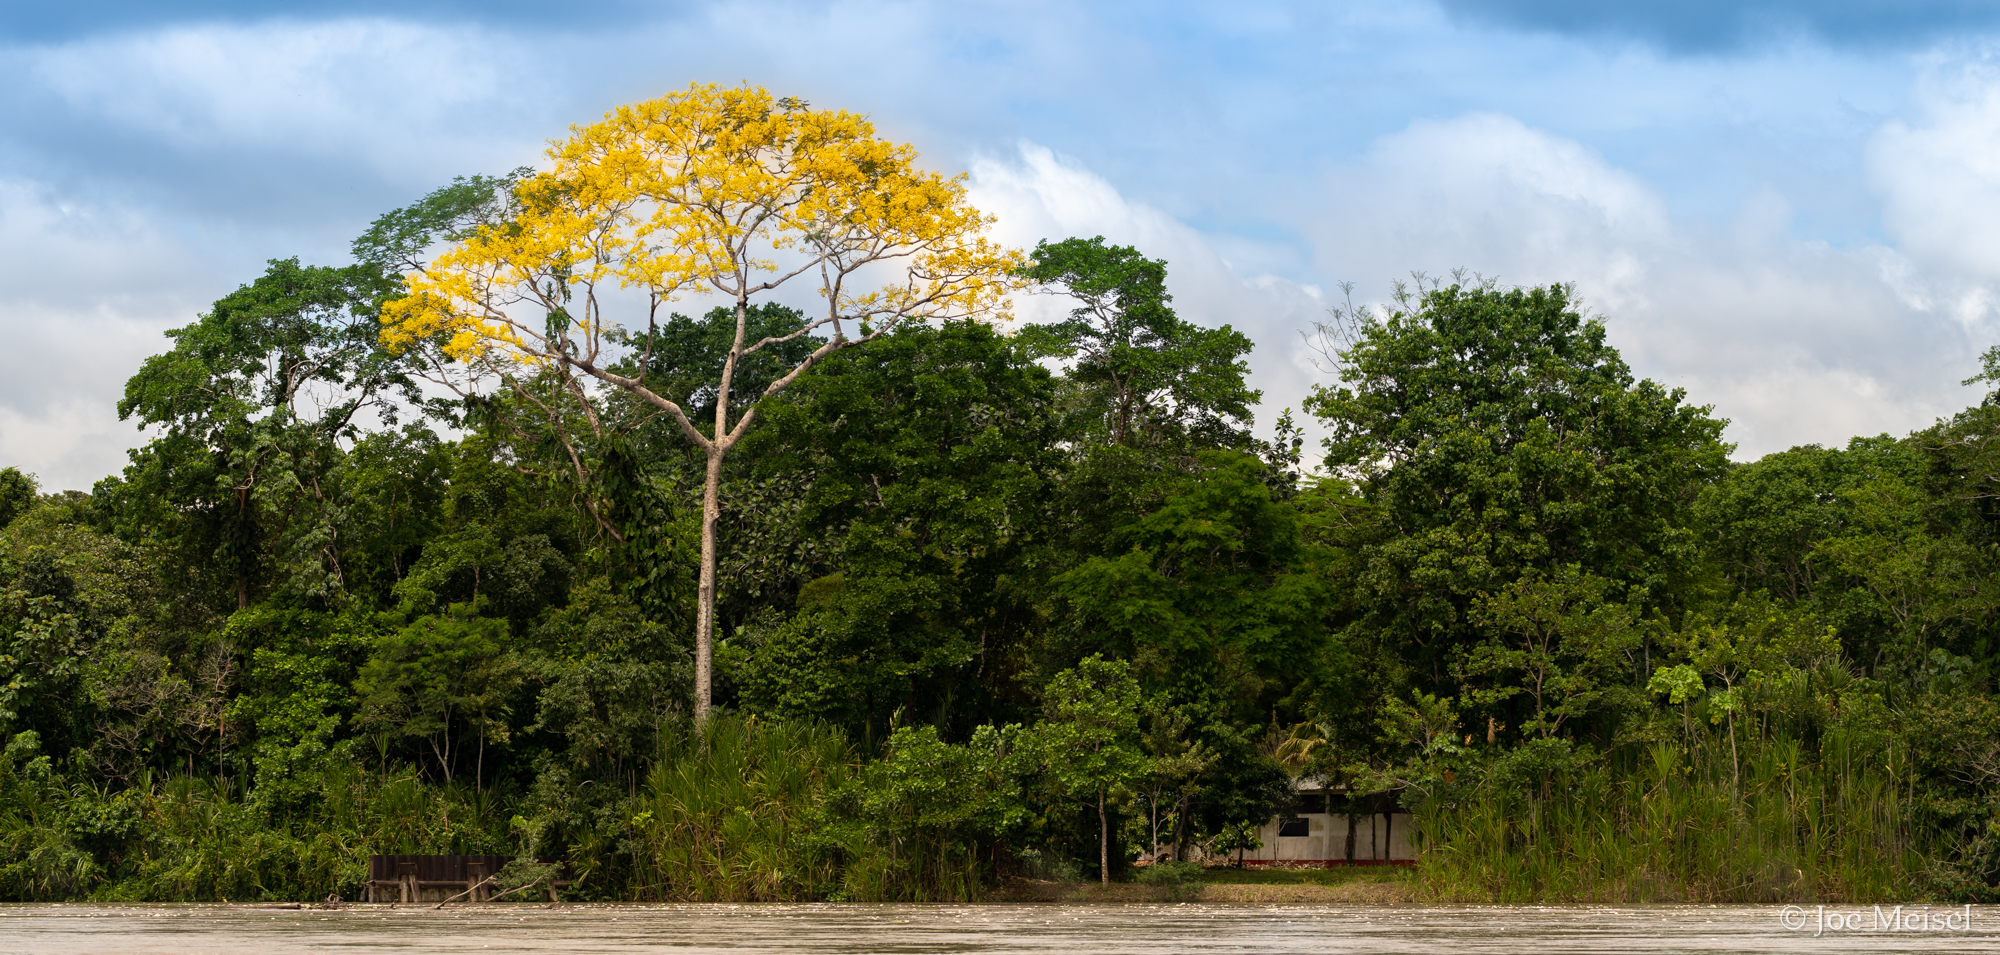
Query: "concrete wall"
1233 811 1415 863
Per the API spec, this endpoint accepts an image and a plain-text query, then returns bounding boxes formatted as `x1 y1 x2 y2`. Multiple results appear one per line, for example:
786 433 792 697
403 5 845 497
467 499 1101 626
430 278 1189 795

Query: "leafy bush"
1134 859 1203 900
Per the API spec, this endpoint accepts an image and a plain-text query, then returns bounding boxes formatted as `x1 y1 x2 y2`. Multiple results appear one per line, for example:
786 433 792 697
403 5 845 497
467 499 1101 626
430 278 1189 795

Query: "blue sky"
6 0 2000 488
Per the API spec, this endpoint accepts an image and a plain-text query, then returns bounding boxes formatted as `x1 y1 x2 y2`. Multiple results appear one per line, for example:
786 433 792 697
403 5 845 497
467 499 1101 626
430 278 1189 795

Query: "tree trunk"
1176 792 1189 864
1149 793 1160 861
1098 786 1110 885
1345 809 1357 863
694 447 723 726
1728 711 1741 798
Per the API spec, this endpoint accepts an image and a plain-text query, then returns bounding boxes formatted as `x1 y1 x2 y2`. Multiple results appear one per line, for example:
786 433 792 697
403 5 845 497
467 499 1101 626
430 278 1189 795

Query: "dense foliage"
2 201 1998 903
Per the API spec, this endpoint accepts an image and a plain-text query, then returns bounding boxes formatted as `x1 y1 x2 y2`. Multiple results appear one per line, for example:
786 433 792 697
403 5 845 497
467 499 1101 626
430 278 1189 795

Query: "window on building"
1278 817 1310 837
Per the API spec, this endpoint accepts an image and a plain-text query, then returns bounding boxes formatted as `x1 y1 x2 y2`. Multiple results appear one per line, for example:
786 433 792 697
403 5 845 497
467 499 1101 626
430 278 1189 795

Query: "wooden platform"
364 854 570 903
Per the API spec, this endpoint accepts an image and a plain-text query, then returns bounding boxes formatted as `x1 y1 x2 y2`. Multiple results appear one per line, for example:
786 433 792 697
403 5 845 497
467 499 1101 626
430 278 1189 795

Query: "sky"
6 1 2000 489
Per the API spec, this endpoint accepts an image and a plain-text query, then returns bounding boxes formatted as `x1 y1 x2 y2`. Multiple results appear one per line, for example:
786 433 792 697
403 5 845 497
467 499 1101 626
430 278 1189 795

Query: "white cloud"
1869 49 2000 326
1315 113 1668 314
5 9 1997 482
1314 112 1983 458
0 19 565 490
0 180 207 489
22 20 538 183
0 401 145 497
968 142 1330 434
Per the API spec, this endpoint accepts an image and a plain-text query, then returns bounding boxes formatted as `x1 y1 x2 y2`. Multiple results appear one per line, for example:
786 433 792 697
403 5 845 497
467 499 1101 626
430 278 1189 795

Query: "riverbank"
985 867 1414 904
1 901 1987 954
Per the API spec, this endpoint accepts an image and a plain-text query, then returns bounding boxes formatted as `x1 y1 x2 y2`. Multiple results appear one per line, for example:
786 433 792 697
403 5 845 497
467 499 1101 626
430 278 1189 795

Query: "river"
0 903 1992 954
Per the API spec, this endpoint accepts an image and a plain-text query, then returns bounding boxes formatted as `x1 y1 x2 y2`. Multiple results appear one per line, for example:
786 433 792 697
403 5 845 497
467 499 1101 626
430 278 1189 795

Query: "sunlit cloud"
1314 111 1983 457
0 179 214 488
20 19 542 185
970 143 1328 433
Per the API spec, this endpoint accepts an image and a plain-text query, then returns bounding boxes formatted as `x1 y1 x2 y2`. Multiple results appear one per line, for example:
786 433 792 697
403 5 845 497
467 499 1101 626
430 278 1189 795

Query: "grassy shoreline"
37 863 1960 906
983 867 1414 904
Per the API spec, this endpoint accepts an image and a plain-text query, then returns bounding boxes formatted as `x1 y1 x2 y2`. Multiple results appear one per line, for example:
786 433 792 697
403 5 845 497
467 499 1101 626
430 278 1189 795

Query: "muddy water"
0 903 1994 954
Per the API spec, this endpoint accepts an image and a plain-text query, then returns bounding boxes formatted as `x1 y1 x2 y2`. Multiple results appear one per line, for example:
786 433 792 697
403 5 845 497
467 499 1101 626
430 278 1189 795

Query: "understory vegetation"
5 165 2000 904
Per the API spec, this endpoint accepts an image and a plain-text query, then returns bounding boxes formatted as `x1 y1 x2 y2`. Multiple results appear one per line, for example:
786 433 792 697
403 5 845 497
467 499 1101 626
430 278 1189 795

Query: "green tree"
1690 437 1917 603
0 470 35 530
729 322 1061 735
350 168 530 277
618 304 825 441
1017 236 1258 449
381 87 1021 724
219 609 369 809
107 257 419 610
1459 567 1643 741
1304 280 1729 696
1 492 163 769
355 607 522 789
1182 717 1293 862
524 578 689 790
1131 701 1212 862
1811 475 1991 670
325 426 452 606
1051 451 1323 717
860 722 1027 897
1026 655 1145 884
1208 820 1262 868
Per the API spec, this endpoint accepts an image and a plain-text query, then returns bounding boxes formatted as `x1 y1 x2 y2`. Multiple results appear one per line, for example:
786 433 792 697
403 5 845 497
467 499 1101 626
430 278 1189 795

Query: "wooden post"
399 862 417 903
466 862 486 903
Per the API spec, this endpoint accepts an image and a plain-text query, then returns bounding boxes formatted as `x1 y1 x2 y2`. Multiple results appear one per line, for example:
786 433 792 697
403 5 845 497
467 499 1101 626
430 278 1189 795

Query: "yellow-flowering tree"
382 84 1020 721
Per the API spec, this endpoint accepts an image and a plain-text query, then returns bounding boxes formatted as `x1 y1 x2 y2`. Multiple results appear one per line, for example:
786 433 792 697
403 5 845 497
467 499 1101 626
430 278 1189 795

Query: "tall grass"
1411 727 1928 902
0 715 994 902
618 715 988 902
624 715 853 901
0 753 511 901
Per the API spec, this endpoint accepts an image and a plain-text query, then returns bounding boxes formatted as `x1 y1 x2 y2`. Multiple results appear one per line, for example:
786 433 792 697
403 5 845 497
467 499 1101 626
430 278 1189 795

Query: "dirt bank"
985 868 1414 904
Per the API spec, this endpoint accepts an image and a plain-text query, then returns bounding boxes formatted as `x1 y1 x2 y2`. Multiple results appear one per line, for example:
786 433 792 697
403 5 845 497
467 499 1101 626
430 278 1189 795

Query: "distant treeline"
1 184 1997 903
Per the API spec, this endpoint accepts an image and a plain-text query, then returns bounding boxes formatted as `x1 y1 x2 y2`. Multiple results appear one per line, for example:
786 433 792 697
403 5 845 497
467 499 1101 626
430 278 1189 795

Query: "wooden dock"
364 855 569 903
